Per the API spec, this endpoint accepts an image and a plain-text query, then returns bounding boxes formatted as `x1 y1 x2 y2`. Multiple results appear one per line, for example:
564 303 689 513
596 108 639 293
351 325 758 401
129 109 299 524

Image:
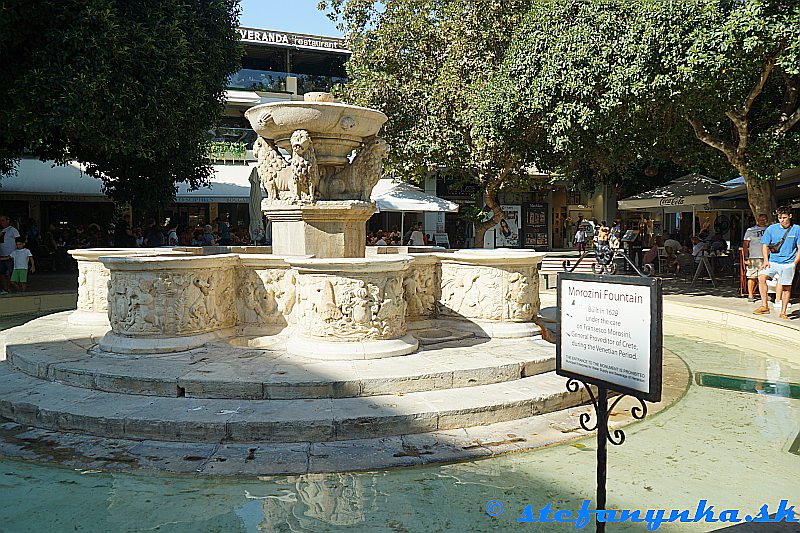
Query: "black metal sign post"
557 272 663 533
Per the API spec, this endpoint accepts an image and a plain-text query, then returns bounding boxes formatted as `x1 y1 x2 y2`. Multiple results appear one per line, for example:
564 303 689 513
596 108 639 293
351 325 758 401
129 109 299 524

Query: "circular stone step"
0 361 587 443
4 313 555 400
0 347 690 475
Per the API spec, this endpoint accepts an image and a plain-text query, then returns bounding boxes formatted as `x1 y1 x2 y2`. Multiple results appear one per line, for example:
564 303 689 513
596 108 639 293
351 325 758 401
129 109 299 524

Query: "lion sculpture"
319 136 389 201
253 129 319 202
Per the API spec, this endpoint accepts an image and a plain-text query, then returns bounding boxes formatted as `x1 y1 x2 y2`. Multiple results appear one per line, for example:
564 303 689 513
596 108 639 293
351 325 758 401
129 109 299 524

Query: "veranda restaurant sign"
556 273 662 402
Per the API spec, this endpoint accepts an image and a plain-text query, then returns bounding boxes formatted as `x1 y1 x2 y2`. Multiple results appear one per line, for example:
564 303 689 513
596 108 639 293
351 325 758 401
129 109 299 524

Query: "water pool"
0 316 798 532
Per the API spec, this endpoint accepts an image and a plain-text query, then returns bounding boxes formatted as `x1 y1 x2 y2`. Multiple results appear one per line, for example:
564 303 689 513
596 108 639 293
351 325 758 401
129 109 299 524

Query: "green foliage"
482 0 799 210
0 0 242 209
208 141 247 161
322 0 537 182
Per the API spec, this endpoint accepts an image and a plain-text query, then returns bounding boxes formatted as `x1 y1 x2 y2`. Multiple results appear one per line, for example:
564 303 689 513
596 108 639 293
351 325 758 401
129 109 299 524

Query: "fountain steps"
0 361 588 443
4 315 555 400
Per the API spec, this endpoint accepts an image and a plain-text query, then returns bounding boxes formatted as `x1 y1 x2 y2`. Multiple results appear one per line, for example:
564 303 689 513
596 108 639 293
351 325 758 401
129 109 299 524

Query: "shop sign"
237 27 347 51
659 197 685 206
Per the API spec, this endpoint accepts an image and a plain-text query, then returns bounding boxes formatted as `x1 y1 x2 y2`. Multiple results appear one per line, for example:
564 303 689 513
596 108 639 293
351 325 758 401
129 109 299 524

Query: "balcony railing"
208 127 259 162
228 69 289 92
295 74 348 95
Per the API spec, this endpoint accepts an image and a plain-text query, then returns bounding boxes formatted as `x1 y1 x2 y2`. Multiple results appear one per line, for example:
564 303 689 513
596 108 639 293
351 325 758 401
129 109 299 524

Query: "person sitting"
201 225 217 246
663 234 682 273
709 232 727 252
676 247 695 274
691 236 707 263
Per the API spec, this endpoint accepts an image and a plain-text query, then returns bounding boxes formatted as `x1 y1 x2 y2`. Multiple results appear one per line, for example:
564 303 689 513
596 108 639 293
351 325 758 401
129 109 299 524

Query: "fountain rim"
245 100 389 120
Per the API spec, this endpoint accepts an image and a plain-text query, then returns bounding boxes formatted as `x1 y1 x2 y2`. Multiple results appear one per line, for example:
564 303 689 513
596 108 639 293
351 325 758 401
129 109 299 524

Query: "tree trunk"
473 198 504 248
742 172 776 219
472 165 514 248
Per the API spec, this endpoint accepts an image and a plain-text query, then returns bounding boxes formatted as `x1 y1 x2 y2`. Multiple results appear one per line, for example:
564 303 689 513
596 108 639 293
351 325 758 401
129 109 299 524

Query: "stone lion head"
290 129 312 156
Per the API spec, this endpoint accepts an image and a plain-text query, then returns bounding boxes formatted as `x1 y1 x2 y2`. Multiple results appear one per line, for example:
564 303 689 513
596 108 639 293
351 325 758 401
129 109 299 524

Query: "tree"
0 0 242 209
481 0 800 217
321 0 548 247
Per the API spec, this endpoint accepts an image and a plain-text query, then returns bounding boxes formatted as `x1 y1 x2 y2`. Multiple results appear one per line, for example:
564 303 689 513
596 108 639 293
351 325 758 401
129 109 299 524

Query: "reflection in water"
254 474 377 531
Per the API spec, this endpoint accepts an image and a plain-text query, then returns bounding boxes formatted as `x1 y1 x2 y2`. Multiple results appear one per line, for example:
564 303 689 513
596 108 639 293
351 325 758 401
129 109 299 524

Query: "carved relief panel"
403 262 438 318
77 261 111 313
236 267 297 326
438 263 540 322
107 269 237 336
293 272 407 340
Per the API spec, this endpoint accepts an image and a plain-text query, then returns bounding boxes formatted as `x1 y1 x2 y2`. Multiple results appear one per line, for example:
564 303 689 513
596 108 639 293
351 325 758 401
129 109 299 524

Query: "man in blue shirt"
754 206 800 319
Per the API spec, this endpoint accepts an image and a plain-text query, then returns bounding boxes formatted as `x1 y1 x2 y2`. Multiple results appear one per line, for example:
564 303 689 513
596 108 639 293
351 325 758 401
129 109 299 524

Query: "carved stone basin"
244 96 388 166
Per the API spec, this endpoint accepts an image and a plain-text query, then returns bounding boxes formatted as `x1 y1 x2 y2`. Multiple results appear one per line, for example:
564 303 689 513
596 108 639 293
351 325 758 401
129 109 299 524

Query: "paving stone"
201 442 310 475
309 437 424 472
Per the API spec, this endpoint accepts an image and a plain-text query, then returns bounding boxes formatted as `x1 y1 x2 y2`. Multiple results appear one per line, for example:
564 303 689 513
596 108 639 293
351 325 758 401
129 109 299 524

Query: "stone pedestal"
284 256 418 359
264 201 375 258
437 250 546 338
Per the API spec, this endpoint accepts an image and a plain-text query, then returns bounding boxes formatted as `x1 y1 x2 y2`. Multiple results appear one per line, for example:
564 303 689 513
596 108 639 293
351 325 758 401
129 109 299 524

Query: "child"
9 237 35 292
574 226 586 253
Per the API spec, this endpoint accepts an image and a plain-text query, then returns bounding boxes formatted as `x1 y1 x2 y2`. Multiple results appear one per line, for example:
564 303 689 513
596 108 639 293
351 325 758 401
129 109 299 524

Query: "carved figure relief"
254 129 319 203
77 262 111 313
107 269 236 336
403 265 436 318
254 127 389 205
439 265 502 320
237 269 296 326
294 273 406 340
505 271 535 321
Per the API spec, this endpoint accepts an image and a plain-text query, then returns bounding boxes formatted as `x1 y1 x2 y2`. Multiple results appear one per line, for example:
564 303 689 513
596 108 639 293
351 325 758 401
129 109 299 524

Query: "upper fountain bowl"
245 93 388 166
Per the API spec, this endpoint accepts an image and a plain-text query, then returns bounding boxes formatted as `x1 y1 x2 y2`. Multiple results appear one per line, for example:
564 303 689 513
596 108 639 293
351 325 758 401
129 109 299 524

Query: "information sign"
556 273 662 402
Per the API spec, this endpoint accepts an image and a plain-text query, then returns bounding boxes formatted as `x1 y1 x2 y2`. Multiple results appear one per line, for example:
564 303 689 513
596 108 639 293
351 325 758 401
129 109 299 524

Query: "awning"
224 90 262 105
370 178 459 213
617 174 730 210
708 168 800 209
0 159 259 203
175 164 258 203
0 159 106 197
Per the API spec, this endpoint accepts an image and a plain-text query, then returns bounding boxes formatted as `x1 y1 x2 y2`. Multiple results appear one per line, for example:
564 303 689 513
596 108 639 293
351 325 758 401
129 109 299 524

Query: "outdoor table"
691 253 717 288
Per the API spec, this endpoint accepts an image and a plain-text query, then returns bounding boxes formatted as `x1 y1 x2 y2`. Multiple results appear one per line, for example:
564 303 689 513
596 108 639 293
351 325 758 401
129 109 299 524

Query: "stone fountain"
0 93 605 475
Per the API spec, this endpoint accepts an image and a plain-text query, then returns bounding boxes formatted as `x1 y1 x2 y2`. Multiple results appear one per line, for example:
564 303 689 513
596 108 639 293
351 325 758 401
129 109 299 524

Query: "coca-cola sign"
659 197 685 206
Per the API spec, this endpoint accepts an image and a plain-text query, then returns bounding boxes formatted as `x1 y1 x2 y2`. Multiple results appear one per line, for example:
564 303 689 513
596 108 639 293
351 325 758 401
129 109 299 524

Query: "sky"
238 0 343 37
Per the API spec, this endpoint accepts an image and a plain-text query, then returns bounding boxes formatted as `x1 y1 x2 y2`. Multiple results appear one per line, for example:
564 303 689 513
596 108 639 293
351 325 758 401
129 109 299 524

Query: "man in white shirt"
691 236 706 263
0 215 21 294
742 213 768 302
408 222 425 246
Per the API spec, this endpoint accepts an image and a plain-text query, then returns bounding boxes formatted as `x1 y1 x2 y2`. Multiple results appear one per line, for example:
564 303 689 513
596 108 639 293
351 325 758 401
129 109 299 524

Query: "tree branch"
774 71 800 135
725 110 749 154
686 117 735 161
742 55 775 117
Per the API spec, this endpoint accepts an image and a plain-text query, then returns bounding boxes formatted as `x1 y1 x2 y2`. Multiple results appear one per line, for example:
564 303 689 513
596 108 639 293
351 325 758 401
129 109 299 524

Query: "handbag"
767 225 792 254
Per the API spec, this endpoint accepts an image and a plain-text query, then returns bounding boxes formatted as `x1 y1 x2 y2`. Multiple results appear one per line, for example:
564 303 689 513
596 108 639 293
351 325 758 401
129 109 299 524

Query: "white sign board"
557 274 662 402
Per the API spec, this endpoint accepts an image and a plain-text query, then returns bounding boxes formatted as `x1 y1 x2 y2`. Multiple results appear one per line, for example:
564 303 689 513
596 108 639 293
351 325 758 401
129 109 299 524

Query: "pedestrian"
166 222 179 246
113 213 135 247
215 217 231 246
9 238 35 292
0 215 21 294
754 206 800 319
143 219 164 247
743 213 768 302
574 225 586 253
